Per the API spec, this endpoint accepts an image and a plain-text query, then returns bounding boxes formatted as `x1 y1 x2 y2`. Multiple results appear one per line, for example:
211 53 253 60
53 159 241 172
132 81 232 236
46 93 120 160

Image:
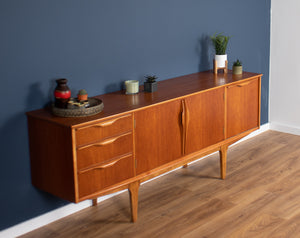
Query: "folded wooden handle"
94 118 119 127
77 114 131 130
78 153 132 174
228 81 252 89
97 137 118 146
236 81 252 87
94 158 122 169
181 100 185 127
78 132 131 150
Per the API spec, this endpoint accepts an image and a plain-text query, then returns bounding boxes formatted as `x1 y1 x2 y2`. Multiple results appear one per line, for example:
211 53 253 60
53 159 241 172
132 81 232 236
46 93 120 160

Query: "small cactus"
77 89 88 101
78 89 87 95
144 75 158 83
233 59 242 66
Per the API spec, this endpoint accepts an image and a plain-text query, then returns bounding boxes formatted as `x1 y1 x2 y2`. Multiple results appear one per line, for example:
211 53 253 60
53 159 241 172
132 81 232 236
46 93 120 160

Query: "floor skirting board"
270 122 300 136
0 123 270 238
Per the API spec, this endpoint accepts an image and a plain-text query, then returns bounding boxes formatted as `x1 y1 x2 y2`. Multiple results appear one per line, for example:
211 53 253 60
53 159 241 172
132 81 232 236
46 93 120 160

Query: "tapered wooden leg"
219 145 228 179
128 181 140 222
92 198 97 206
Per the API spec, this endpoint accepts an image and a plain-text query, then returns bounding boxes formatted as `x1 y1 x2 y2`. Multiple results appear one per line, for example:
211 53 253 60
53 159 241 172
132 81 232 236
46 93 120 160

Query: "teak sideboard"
26 70 262 222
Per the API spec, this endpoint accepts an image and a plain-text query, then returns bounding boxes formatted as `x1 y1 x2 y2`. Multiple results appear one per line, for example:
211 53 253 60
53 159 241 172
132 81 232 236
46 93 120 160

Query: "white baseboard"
0 123 270 238
270 122 300 136
231 123 270 145
0 192 126 238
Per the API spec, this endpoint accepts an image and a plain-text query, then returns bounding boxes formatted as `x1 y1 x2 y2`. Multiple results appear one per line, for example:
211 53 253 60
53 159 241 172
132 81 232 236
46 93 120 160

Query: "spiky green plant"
144 75 158 83
210 33 231 55
233 59 242 66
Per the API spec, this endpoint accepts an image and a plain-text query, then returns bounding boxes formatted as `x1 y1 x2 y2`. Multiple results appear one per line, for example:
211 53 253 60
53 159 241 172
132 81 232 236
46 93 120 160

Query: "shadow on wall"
27 82 48 108
197 34 211 71
0 82 68 230
105 81 124 94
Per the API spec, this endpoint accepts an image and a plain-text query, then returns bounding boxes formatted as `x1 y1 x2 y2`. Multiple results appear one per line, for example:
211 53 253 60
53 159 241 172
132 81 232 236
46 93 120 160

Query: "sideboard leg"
128 181 140 223
92 198 98 206
219 145 228 179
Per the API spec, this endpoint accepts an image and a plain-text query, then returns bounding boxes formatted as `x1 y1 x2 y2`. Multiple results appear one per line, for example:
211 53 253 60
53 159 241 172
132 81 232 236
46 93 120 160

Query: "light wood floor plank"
20 131 300 238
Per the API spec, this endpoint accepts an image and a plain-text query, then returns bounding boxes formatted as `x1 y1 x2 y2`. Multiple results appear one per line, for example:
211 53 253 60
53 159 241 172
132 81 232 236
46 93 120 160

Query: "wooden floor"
21 131 300 238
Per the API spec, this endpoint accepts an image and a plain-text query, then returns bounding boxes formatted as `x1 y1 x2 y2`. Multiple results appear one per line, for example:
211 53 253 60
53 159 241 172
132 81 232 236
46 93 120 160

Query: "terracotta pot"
78 94 88 101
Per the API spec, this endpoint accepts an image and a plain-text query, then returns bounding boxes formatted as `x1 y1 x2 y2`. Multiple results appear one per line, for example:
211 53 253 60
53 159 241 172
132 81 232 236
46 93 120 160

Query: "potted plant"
232 59 243 75
210 33 231 68
144 75 158 92
77 89 88 101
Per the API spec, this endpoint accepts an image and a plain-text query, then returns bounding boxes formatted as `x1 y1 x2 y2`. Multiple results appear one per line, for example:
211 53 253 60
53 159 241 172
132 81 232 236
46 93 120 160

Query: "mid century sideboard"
26 70 262 222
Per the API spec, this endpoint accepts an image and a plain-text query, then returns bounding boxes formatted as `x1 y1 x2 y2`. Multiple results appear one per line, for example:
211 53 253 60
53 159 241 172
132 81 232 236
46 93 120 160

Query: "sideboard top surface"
26 70 262 127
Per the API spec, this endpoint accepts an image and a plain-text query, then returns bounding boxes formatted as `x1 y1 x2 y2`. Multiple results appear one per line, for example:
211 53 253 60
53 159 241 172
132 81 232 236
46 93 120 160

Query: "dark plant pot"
144 81 157 92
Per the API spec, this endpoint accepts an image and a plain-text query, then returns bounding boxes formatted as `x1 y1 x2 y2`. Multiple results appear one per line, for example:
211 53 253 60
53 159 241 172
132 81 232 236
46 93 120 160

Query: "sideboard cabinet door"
135 100 183 175
184 87 225 154
226 78 260 138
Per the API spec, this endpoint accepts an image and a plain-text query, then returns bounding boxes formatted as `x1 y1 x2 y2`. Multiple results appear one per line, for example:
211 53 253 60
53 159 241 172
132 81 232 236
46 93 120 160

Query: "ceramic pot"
233 66 243 75
54 78 71 108
144 81 157 92
78 94 88 101
215 54 227 68
125 80 139 94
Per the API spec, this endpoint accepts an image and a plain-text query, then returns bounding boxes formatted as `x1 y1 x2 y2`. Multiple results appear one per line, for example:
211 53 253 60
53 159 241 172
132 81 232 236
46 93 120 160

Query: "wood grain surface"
185 87 225 154
26 71 262 128
21 130 300 238
226 78 260 138
135 99 183 174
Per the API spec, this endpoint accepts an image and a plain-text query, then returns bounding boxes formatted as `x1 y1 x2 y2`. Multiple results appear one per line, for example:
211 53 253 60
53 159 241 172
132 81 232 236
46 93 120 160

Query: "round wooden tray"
52 98 104 117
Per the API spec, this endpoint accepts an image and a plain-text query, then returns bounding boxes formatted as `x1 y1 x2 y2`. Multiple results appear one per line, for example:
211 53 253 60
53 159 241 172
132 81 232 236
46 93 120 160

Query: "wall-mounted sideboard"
26 70 262 222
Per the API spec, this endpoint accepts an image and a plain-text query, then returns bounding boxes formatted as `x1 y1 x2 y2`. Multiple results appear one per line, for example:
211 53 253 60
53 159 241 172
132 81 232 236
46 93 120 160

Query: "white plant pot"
215 54 227 68
125 80 139 94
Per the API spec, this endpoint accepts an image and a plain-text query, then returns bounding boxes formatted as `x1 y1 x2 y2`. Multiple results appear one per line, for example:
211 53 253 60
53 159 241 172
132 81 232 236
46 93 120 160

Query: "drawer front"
77 155 134 199
77 132 133 170
75 114 133 146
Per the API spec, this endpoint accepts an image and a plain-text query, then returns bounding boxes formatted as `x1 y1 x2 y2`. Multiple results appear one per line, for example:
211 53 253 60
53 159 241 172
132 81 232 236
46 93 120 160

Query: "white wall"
270 0 300 135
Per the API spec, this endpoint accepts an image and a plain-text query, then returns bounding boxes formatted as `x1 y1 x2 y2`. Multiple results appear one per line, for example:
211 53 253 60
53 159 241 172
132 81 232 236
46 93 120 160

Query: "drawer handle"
228 80 253 89
94 114 132 128
95 119 119 127
98 137 118 146
236 81 252 87
78 153 132 174
77 114 131 130
94 158 122 169
77 132 132 150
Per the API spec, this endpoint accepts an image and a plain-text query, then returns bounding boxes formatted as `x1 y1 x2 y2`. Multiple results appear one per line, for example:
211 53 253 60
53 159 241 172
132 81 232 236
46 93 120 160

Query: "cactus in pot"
232 59 243 75
144 75 158 92
77 89 88 101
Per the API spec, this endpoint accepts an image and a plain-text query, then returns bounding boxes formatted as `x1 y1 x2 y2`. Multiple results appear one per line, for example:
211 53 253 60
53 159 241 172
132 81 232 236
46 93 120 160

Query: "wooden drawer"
76 132 133 170
75 114 133 146
77 155 134 199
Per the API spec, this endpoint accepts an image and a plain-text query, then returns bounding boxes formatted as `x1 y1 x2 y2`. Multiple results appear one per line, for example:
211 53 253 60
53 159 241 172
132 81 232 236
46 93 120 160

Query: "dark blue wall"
0 0 270 230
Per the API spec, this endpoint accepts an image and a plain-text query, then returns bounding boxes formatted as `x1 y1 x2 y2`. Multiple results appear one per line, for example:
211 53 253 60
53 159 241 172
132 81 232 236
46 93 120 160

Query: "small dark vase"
54 78 71 108
144 81 157 92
